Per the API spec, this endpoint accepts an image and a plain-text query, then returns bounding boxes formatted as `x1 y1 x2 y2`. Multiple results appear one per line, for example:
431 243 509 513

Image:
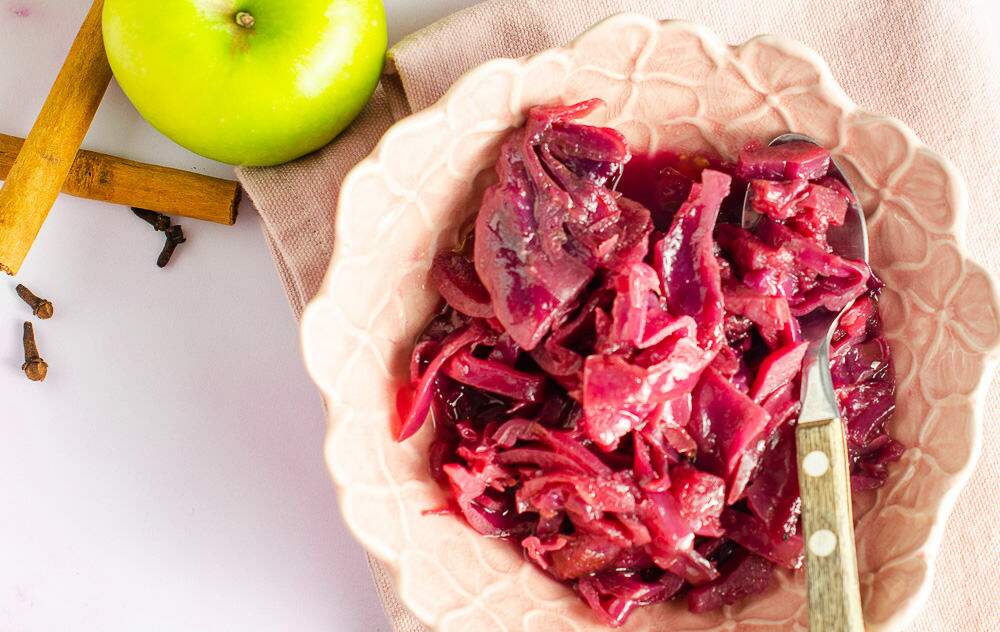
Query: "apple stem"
235 11 255 29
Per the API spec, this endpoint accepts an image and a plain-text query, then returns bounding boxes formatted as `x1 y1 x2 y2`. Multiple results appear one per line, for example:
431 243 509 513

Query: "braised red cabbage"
396 102 901 626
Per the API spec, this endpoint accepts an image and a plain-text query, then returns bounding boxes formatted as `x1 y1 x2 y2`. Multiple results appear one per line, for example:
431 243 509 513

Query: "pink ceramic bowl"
300 14 1000 631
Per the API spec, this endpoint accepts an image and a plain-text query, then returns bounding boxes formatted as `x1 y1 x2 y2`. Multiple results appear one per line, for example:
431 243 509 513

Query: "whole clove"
132 207 186 268
15 283 54 319
157 225 186 268
132 207 171 231
21 321 47 382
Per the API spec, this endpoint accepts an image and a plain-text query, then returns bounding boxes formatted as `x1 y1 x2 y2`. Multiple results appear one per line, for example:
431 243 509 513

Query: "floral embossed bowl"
300 14 1000 631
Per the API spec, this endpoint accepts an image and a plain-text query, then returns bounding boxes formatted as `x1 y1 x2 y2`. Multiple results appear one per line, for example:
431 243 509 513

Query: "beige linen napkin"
237 1 1000 630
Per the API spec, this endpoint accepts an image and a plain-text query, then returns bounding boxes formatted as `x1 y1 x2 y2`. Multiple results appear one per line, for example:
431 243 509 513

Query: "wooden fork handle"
796 417 865 632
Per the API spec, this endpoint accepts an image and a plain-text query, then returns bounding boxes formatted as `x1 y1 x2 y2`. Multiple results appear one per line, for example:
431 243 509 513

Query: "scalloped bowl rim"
300 13 998 632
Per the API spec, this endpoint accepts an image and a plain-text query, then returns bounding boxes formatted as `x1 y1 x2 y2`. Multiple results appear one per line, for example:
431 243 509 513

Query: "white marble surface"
1 2 998 632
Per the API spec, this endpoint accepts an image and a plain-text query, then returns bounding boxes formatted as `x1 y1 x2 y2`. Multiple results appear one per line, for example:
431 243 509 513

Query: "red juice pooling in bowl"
395 100 901 627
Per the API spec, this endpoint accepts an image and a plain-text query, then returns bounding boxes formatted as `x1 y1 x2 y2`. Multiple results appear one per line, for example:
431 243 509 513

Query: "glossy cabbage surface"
396 102 900 626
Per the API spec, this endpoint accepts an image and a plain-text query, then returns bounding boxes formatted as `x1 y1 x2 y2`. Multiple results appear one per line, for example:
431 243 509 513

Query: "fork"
741 133 867 632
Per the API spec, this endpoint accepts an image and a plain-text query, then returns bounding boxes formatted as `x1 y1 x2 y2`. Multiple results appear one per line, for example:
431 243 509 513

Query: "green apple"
103 0 387 166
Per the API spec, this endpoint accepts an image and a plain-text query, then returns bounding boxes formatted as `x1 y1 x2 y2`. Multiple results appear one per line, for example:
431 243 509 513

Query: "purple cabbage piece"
430 250 494 318
442 462 521 537
687 551 774 613
639 489 719 584
655 166 695 222
578 570 685 627
530 289 611 386
646 395 698 456
746 424 801 542
716 224 796 297
722 283 796 348
737 140 831 181
831 292 902 489
690 367 771 503
786 183 849 239
443 349 546 402
749 341 808 402
748 178 809 219
474 100 651 351
398 107 902 627
749 179 849 241
722 508 804 570
669 463 725 537
396 318 492 441
653 169 731 353
582 320 710 449
756 218 870 316
549 534 624 580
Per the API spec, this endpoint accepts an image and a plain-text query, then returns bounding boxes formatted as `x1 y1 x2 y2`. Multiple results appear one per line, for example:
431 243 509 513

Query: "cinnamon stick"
0 134 240 225
0 0 111 275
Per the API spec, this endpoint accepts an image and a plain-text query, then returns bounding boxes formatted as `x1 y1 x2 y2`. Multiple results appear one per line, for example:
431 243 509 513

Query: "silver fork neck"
799 340 840 425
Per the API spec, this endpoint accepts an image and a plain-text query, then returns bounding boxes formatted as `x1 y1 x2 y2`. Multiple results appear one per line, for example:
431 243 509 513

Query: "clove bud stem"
21 321 48 382
15 283 54 319
132 207 171 231
157 225 186 268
